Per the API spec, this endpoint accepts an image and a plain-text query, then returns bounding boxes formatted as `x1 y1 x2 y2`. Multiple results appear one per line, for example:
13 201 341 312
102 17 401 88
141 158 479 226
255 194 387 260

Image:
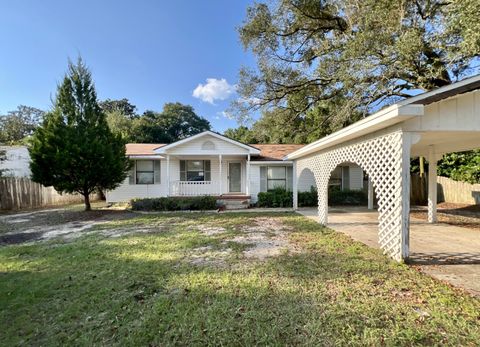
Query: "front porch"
166 154 252 197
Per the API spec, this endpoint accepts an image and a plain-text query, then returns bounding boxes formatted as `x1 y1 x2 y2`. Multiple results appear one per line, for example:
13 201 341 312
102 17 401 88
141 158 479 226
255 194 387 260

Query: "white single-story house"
106 131 364 206
0 146 31 177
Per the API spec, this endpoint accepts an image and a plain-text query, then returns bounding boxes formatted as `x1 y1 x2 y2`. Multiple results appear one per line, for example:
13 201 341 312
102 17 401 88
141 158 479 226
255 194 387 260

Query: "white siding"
403 89 480 132
106 158 169 202
348 164 364 190
106 156 248 202
297 165 316 192
249 165 261 202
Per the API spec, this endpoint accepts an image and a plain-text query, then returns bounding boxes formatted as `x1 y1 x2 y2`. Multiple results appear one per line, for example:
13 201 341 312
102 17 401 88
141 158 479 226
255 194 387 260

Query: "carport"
288 76 480 262
299 206 480 295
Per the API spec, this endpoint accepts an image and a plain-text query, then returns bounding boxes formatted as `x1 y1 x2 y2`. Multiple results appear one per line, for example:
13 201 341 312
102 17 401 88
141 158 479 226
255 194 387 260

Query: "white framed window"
267 166 287 190
260 165 293 191
180 160 211 181
136 160 154 184
329 165 350 190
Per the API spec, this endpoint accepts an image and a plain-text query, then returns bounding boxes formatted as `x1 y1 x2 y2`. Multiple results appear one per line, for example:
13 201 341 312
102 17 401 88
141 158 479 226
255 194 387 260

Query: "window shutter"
260 166 267 192
286 166 293 191
205 160 211 181
154 160 161 184
180 160 186 181
129 161 135 185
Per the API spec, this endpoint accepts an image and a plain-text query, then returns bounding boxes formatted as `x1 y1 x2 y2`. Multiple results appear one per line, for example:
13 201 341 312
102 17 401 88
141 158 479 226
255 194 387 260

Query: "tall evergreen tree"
29 58 131 211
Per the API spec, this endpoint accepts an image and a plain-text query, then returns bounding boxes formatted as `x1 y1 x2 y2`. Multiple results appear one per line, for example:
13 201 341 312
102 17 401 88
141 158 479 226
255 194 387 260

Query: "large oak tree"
235 0 480 128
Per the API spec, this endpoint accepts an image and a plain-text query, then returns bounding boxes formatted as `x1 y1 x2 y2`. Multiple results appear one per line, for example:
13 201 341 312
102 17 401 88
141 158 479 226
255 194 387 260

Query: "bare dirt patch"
189 246 233 267
231 216 297 260
186 216 298 265
0 206 137 245
195 224 227 236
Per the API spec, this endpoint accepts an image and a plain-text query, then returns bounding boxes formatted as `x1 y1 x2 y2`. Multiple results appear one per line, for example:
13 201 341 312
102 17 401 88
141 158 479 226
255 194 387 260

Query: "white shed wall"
0 146 31 177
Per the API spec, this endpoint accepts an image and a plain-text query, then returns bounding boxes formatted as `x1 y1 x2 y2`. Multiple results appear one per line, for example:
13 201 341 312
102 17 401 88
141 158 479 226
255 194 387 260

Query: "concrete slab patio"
298 207 480 296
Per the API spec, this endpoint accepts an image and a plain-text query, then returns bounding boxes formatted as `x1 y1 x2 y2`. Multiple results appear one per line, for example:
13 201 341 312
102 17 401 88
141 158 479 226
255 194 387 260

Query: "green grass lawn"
1 211 479 346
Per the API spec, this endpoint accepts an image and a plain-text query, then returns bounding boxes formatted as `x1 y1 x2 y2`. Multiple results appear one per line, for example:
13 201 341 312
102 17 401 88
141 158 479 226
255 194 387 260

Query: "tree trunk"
84 192 91 211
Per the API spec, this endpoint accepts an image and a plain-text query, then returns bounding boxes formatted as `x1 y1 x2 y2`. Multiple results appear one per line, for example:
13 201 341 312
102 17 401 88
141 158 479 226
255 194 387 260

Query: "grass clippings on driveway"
1 209 479 346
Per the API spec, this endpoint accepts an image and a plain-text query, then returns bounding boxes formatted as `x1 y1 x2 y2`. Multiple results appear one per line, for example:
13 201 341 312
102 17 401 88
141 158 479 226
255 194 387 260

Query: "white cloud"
193 78 236 104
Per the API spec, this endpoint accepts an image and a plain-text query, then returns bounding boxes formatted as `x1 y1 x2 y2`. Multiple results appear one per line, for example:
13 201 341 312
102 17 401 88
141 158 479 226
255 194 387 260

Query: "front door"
228 162 242 193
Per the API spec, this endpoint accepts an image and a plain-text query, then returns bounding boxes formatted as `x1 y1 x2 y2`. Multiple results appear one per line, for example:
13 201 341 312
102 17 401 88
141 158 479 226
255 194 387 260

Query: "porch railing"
170 181 218 196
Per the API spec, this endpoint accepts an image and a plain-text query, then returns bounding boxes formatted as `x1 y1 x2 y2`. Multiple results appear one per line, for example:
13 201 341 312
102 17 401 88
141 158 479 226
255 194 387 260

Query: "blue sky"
0 0 256 132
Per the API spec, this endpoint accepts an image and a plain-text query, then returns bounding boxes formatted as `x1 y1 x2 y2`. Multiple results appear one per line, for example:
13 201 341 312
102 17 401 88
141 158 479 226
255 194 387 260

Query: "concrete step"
224 204 249 210
218 197 251 210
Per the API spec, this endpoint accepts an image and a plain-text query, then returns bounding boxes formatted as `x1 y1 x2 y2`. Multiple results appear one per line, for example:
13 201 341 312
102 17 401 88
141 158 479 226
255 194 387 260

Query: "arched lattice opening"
296 167 318 209
296 129 410 261
322 161 385 248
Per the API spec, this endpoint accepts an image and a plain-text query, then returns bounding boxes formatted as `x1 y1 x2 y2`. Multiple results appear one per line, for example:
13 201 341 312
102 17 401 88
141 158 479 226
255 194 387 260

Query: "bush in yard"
328 186 367 205
298 186 318 207
131 196 217 211
257 187 293 207
296 186 367 207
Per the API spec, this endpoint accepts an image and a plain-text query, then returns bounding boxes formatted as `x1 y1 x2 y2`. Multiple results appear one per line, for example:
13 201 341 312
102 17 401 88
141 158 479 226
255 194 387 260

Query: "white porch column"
166 155 170 196
218 154 222 196
400 132 413 260
318 185 328 226
367 177 374 210
246 154 250 195
428 146 438 223
292 160 298 210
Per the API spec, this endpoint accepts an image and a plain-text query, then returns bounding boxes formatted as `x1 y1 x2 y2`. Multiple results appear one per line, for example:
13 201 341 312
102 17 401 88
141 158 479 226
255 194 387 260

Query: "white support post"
428 146 438 223
292 160 298 210
218 154 222 196
367 177 374 210
246 154 250 195
318 185 328 226
400 133 412 260
166 155 170 196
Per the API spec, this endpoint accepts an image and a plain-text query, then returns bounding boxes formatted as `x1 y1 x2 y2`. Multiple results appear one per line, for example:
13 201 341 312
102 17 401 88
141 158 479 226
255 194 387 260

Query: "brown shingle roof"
125 143 305 160
125 143 165 156
250 144 305 161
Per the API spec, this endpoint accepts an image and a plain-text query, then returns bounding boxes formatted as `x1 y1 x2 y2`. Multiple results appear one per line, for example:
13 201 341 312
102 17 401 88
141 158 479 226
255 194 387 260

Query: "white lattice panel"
296 129 410 261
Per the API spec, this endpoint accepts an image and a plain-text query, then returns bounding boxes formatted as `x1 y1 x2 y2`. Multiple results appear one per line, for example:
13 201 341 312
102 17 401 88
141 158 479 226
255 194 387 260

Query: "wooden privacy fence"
436 176 480 205
410 174 480 205
410 173 427 205
0 177 91 210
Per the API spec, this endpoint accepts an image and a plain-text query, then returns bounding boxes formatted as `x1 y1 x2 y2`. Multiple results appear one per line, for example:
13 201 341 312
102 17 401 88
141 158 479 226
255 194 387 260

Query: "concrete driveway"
298 207 480 296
